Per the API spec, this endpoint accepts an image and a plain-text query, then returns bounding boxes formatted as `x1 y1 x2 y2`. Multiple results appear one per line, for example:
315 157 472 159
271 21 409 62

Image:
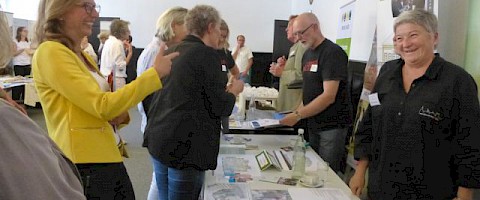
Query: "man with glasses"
280 12 351 173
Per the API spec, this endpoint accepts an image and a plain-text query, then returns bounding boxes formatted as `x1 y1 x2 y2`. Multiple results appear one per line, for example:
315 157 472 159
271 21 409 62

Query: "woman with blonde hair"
136 6 188 200
31 0 178 199
217 19 240 135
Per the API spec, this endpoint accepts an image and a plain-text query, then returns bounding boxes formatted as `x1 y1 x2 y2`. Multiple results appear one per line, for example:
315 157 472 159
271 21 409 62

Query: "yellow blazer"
32 41 161 163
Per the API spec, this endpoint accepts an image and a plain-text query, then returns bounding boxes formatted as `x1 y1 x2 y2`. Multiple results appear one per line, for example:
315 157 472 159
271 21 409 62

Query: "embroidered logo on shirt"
418 106 443 121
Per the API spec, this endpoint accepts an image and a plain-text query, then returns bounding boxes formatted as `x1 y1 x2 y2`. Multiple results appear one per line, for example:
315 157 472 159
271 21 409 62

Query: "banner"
336 0 356 56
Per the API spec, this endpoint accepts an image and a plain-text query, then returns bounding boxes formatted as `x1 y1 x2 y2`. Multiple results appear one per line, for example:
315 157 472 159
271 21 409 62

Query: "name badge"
310 64 318 72
368 93 381 106
222 64 227 72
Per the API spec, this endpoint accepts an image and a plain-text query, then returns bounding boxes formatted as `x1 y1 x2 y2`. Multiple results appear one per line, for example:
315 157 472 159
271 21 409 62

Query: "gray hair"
394 9 437 34
155 7 188 42
185 5 220 37
110 19 130 39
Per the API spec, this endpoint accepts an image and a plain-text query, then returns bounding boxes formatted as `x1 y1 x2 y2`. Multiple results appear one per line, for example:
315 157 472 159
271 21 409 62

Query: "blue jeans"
309 128 348 172
151 156 205 200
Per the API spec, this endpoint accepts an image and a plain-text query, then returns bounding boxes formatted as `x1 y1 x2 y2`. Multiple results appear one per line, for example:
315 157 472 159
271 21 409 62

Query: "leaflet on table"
251 189 292 200
287 188 350 200
215 154 262 178
249 118 281 129
204 183 251 200
219 144 246 154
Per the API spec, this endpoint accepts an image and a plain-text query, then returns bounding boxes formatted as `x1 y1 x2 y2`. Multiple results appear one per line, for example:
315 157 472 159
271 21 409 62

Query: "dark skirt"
76 162 135 200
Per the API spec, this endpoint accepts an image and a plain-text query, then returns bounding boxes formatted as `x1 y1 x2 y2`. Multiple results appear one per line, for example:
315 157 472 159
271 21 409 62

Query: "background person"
96 30 108 65
100 19 132 89
12 26 33 101
350 10 480 200
269 15 306 113
32 0 178 198
136 6 188 200
232 34 253 84
81 36 98 63
218 19 240 134
144 5 244 200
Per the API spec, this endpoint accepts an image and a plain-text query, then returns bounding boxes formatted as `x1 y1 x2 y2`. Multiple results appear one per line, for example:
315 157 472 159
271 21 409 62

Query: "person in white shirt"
232 35 253 84
12 26 33 101
96 31 108 65
136 7 188 200
100 19 132 89
81 36 98 64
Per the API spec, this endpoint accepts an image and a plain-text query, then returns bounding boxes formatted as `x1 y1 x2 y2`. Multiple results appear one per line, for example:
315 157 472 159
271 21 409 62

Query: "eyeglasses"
295 24 315 37
80 2 101 15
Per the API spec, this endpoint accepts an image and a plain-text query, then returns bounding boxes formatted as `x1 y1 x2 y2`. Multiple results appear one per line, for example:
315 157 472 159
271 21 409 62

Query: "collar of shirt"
389 53 444 82
183 35 205 45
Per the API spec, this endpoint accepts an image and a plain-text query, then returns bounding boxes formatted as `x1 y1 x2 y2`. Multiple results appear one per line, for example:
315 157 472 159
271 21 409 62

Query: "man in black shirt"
280 12 351 173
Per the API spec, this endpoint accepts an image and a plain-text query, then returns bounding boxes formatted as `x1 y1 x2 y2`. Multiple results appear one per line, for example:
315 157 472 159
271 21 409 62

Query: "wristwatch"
293 110 303 121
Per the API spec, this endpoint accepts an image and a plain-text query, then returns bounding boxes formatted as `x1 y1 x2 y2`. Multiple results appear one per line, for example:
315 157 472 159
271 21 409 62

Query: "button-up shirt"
100 36 127 78
355 55 480 199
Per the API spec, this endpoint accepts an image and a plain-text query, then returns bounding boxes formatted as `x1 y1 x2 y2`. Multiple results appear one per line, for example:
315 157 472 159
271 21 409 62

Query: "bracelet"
294 110 302 121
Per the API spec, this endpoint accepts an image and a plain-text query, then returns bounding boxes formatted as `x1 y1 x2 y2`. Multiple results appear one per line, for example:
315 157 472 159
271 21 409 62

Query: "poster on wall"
336 0 356 56
377 0 438 65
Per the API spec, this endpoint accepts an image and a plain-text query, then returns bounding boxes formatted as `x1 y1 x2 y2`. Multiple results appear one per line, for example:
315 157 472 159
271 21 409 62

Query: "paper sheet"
288 188 350 200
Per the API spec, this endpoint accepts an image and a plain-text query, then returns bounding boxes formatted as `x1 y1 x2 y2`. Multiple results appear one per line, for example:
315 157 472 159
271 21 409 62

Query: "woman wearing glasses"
32 0 178 199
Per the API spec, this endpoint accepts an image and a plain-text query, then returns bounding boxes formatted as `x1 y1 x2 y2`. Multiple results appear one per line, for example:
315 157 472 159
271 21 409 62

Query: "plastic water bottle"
292 129 306 179
246 95 257 120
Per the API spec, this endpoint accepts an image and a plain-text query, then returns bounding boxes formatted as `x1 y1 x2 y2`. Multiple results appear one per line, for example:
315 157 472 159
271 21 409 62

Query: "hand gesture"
227 79 244 96
277 56 286 66
153 43 180 78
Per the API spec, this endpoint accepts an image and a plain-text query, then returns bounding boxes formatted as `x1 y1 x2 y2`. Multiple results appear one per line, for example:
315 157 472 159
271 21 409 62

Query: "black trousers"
12 65 31 101
76 162 135 200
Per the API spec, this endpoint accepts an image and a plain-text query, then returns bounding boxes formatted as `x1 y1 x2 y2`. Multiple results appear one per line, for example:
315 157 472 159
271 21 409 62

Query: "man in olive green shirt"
270 15 306 112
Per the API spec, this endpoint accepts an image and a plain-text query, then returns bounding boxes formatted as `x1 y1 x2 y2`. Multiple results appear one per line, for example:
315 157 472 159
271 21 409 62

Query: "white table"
202 134 359 200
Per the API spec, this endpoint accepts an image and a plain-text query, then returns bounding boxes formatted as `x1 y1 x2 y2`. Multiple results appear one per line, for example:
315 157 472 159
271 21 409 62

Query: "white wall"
96 0 292 51
292 0 377 62
4 0 39 20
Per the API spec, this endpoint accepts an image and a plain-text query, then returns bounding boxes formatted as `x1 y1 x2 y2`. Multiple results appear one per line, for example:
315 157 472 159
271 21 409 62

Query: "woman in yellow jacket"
31 0 178 199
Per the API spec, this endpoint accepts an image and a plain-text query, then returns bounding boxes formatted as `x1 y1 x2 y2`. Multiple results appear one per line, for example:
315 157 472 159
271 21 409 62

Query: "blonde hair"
155 7 188 42
97 31 109 40
185 5 220 38
220 19 230 49
0 11 12 68
34 0 79 51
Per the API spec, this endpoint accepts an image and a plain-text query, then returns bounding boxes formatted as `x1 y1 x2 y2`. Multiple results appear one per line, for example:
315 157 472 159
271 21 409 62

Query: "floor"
27 107 480 200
